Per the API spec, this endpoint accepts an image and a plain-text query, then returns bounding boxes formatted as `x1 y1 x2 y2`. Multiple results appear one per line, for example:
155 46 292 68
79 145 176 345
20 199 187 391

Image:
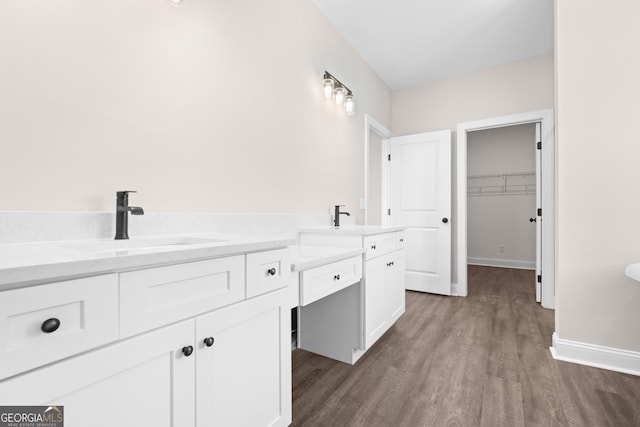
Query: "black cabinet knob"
334 274 340 280
529 218 537 223
442 218 449 224
400 238 404 243
203 337 215 347
182 345 194 357
371 244 376 250
41 318 61 334
267 268 276 276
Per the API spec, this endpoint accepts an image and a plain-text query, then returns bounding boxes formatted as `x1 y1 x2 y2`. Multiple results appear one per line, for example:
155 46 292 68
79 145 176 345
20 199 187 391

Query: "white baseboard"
468 257 535 270
550 332 640 376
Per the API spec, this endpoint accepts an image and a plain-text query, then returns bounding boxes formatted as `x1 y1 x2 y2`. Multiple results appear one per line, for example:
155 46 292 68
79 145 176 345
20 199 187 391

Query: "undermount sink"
56 236 228 253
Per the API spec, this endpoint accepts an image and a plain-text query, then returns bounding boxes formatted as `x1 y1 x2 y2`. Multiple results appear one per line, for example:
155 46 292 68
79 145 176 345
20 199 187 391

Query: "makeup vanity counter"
294 226 406 364
0 233 295 427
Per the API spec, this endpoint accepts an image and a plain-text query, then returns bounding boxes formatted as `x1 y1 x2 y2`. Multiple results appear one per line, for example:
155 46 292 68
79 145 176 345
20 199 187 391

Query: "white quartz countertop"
298 225 405 236
0 233 295 290
289 245 364 272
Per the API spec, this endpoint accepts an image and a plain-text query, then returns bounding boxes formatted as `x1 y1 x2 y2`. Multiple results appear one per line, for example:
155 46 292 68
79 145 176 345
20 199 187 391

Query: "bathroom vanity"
296 226 406 364
0 234 294 427
0 223 407 425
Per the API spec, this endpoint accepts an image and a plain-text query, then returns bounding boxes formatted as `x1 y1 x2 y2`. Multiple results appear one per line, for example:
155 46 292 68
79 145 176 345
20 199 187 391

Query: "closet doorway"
456 110 555 309
467 124 537 270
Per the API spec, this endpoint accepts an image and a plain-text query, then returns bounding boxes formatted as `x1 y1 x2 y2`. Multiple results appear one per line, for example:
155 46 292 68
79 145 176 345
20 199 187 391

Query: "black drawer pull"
371 244 376 250
182 346 194 357
334 274 341 280
41 318 61 334
267 268 277 276
400 238 404 243
203 337 215 347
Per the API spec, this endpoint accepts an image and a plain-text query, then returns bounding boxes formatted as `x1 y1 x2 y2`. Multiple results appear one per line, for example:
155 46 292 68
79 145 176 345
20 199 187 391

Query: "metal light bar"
324 71 353 96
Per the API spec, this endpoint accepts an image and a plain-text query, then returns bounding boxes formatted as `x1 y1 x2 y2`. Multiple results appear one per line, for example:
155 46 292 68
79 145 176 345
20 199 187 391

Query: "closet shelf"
467 172 536 196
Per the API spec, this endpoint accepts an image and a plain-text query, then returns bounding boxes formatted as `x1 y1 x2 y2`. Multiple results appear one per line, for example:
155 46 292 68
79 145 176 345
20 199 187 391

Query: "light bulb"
323 78 334 99
345 94 355 116
334 87 345 106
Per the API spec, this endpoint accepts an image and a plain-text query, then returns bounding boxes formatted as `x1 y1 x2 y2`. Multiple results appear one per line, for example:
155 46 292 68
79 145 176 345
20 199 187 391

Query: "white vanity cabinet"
363 245 405 348
299 227 406 359
196 289 290 427
0 320 196 427
0 247 292 427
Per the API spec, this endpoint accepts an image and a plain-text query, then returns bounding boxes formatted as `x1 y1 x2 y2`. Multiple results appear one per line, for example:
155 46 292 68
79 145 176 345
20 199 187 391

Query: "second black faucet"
333 205 350 228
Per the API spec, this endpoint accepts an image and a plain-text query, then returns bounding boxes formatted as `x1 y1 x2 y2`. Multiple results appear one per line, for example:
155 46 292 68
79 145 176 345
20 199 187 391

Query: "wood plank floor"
291 266 640 426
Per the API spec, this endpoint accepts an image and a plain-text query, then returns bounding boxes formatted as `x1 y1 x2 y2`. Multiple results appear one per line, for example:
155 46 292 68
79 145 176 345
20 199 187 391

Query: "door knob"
529 218 537 222
442 218 449 224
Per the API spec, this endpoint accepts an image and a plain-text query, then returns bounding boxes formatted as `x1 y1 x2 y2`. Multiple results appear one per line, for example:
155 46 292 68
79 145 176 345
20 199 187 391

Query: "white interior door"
535 122 542 303
386 130 452 295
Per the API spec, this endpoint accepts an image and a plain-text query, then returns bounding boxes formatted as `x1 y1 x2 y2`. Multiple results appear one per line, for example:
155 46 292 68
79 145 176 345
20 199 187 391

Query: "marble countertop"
289 245 364 272
0 233 295 290
298 225 405 236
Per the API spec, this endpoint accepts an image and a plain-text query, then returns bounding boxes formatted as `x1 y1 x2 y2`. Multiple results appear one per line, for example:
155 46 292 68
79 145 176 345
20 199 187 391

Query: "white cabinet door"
387 250 406 324
195 288 291 427
0 320 196 427
365 249 406 349
364 255 389 349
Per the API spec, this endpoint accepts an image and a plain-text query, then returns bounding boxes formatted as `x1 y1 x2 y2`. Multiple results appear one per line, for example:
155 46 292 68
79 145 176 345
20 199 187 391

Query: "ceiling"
311 0 554 90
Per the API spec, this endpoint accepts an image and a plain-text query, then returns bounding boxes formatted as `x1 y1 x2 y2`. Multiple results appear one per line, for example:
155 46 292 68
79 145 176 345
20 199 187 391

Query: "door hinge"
387 208 391 216
537 274 542 283
537 141 542 150
537 208 542 216
388 154 391 161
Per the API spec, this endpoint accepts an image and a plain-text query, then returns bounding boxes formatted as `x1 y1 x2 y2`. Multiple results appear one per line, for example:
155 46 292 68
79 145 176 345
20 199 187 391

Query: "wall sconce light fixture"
323 71 355 116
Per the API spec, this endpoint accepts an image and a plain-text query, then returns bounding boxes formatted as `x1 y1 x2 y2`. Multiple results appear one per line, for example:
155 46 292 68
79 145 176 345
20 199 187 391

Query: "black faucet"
333 205 351 228
115 191 144 240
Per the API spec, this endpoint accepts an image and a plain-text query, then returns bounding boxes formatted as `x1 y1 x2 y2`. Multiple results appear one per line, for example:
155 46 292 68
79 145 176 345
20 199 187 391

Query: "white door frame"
456 109 555 308
364 114 393 225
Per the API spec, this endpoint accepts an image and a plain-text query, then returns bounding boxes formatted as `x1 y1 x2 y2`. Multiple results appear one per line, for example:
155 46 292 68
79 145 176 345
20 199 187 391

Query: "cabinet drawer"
120 256 245 338
246 249 291 298
0 274 119 380
300 256 362 306
364 233 398 260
